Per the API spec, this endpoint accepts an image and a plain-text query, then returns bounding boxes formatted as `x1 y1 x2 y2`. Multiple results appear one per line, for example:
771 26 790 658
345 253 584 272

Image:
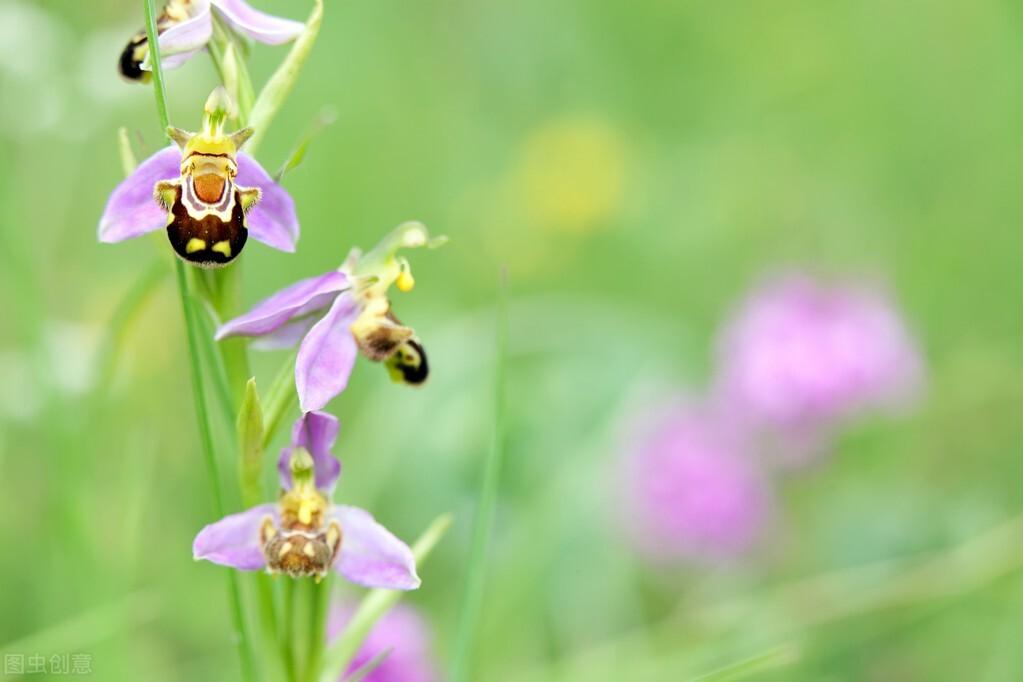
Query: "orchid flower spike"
98 88 299 267
119 0 304 82
216 222 446 411
193 411 420 588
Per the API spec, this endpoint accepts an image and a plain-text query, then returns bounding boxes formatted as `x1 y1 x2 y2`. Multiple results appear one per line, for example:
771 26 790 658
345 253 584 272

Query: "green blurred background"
2 0 1023 679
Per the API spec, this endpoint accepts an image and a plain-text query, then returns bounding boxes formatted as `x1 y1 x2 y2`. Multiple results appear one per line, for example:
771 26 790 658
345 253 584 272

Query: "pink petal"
295 293 360 413
143 9 213 67
279 411 342 492
215 270 349 339
213 0 305 45
332 506 420 590
98 147 180 243
237 153 300 252
193 503 277 571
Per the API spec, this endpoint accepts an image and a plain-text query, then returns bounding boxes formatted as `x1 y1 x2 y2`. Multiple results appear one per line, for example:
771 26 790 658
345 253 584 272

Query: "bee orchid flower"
98 88 299 266
215 222 445 411
193 411 420 588
120 0 305 82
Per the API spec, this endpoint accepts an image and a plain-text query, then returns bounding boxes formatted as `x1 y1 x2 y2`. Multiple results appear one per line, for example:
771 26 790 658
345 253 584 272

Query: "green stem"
450 271 510 682
174 260 258 682
208 14 256 125
283 579 298 682
143 2 257 680
261 349 300 449
96 259 167 392
304 578 330 682
191 293 237 425
248 0 324 155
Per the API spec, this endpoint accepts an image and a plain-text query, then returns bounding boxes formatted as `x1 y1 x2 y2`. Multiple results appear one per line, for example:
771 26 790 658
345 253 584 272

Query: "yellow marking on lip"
186 238 207 254
303 544 316 558
212 240 232 258
278 542 293 558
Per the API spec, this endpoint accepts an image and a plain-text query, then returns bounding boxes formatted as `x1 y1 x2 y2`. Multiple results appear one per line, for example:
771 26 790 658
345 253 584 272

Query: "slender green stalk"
117 127 137 176
304 577 331 682
248 0 324 155
142 1 170 134
208 14 256 124
344 650 391 682
96 259 167 392
192 295 238 425
449 271 510 682
262 349 300 449
0 591 159 659
318 514 453 682
690 644 800 682
173 261 258 682
143 3 257 680
283 579 299 682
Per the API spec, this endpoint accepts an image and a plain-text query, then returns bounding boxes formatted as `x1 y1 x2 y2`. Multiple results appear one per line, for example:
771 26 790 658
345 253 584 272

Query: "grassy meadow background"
2 0 1023 679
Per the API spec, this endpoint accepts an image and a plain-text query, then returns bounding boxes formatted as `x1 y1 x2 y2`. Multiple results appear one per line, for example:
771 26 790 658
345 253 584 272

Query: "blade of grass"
689 643 801 682
344 649 391 682
96 258 167 392
248 0 324 155
283 578 299 682
261 349 299 450
449 270 509 682
143 3 257 679
304 577 331 682
0 591 160 659
318 514 453 682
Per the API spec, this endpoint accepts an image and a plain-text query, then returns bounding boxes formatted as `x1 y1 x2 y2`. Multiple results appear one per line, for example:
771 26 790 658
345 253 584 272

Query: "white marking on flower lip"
182 174 236 220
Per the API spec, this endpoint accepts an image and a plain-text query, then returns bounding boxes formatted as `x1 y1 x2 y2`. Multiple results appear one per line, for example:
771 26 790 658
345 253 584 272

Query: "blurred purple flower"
713 273 923 456
216 222 444 411
622 402 771 564
328 602 438 682
120 0 305 81
193 411 419 589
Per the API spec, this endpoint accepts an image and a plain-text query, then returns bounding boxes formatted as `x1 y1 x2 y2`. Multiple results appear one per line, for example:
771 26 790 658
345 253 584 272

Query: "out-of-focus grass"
2 0 1023 680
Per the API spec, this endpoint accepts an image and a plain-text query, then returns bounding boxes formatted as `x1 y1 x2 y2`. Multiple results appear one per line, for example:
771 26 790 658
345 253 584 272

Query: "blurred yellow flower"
513 116 627 233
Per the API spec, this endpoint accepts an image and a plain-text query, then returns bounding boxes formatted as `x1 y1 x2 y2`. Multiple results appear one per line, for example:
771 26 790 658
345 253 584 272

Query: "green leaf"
117 127 137 176
237 377 265 508
248 0 324 155
275 107 337 183
690 644 800 682
449 271 509 682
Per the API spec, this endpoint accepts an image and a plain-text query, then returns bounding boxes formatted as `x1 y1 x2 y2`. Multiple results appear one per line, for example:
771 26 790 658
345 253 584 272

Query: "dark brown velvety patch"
165 185 248 267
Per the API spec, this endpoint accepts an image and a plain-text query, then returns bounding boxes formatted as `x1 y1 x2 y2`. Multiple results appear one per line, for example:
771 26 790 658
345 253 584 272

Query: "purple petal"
237 153 300 252
332 506 420 590
213 0 306 45
328 602 439 682
278 411 342 491
193 503 277 570
98 147 180 243
146 10 212 65
161 48 204 70
296 294 360 413
251 316 318 351
215 270 348 340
